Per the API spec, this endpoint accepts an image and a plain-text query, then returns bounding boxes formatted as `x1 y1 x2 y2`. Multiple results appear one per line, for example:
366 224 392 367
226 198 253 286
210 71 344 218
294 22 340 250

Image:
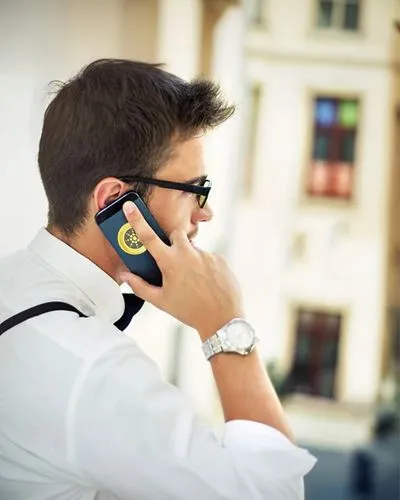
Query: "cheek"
149 195 191 235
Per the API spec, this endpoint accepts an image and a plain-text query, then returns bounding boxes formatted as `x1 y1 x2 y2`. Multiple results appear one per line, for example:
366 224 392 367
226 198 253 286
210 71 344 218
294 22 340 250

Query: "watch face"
226 320 255 350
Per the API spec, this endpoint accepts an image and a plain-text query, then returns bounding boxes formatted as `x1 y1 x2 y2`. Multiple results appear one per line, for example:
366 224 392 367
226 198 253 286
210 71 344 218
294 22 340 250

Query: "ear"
92 178 127 212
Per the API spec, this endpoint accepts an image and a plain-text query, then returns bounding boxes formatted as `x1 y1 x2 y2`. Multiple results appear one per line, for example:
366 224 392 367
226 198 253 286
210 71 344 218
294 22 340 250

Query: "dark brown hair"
38 59 234 235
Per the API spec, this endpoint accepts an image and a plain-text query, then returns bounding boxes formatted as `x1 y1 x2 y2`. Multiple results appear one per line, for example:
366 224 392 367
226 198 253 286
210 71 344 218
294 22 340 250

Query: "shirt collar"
28 228 125 324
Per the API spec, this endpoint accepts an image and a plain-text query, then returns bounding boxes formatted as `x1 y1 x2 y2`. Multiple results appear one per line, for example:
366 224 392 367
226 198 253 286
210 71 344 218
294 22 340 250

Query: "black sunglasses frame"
118 176 212 209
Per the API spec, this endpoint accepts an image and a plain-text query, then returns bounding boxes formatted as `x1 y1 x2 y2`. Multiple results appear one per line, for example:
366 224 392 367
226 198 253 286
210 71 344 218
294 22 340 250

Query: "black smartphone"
95 191 170 286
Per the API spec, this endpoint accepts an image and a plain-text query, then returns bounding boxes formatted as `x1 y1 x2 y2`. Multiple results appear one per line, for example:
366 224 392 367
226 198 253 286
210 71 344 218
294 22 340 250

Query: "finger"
120 272 162 306
123 201 169 265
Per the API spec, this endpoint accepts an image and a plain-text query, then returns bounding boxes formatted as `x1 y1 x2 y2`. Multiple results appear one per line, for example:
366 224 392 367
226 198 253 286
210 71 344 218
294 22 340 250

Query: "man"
0 59 316 499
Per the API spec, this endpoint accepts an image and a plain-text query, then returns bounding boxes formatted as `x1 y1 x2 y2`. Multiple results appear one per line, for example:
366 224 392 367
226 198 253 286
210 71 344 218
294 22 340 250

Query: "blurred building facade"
233 0 400 447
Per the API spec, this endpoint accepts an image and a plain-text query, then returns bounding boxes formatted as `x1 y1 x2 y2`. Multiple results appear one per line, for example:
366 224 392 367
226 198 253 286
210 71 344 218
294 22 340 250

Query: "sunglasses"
118 176 212 209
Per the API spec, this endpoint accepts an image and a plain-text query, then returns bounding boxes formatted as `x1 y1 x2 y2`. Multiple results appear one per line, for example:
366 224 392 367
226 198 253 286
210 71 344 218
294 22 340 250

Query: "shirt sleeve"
68 338 316 500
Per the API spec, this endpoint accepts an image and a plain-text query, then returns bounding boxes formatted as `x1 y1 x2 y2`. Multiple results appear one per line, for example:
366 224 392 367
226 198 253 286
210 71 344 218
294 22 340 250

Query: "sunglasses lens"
198 179 211 208
198 194 207 208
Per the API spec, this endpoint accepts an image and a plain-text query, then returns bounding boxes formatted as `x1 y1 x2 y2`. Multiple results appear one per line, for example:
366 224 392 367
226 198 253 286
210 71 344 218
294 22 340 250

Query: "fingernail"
123 201 136 216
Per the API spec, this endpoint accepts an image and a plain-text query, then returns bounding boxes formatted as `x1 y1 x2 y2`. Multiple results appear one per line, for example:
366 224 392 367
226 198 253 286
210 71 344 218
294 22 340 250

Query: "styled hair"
38 59 234 235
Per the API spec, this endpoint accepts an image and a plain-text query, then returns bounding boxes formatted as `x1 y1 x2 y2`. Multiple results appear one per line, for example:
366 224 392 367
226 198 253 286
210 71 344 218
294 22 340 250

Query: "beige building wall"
247 0 394 63
389 16 400 311
381 17 400 391
1 0 158 260
121 0 159 62
233 0 398 426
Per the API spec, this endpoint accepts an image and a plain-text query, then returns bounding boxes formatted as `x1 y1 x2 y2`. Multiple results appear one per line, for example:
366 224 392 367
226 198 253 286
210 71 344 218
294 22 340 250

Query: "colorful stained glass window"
315 99 337 126
339 100 359 128
308 96 359 199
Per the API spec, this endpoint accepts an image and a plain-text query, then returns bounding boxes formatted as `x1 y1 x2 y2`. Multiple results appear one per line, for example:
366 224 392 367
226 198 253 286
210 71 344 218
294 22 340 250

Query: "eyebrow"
184 175 208 185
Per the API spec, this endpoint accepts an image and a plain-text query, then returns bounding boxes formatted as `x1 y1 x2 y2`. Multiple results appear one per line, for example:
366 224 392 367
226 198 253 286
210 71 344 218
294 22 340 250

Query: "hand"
119 201 244 340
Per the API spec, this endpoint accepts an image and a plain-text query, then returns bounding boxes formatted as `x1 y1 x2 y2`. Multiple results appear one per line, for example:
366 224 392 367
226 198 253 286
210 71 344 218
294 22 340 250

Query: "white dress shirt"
0 228 316 500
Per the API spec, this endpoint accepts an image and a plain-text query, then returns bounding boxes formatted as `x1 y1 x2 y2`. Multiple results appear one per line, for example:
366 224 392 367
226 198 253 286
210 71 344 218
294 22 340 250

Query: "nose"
193 202 214 223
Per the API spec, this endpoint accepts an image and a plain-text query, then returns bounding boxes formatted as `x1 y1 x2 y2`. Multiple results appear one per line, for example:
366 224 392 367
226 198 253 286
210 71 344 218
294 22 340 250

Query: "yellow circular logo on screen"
117 223 146 255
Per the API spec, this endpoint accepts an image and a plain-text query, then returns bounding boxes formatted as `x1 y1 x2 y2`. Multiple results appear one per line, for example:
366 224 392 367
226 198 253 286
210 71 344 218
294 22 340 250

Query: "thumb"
119 272 162 305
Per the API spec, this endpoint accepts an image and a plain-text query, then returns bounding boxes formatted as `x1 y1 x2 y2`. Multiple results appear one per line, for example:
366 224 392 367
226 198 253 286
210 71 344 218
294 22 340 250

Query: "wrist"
197 312 245 342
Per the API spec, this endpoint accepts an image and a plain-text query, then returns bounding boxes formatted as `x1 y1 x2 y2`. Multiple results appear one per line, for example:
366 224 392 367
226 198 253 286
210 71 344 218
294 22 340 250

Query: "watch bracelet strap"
202 332 223 361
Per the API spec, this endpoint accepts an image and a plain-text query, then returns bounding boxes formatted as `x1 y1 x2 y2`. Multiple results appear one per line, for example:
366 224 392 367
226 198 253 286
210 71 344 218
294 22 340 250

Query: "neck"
48 224 123 284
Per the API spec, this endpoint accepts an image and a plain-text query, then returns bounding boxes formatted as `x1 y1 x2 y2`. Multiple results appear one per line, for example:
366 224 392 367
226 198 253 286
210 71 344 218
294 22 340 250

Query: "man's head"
38 59 234 243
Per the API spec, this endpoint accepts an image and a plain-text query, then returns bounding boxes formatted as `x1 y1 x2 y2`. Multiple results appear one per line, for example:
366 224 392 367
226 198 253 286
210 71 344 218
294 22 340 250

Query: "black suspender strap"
0 302 87 336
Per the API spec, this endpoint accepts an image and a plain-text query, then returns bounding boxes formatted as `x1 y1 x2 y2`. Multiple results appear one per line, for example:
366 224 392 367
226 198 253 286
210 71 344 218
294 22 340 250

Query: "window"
288 309 342 399
390 308 400 368
307 96 360 199
316 0 361 32
387 308 400 405
247 0 267 27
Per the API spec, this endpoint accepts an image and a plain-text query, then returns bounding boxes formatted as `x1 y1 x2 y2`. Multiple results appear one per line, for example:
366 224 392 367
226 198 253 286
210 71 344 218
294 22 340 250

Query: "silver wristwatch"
202 318 259 361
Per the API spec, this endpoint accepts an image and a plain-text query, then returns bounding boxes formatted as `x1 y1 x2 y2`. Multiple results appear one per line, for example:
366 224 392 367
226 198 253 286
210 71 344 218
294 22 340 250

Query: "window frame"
284 303 349 401
247 0 268 29
312 0 365 36
300 90 363 208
